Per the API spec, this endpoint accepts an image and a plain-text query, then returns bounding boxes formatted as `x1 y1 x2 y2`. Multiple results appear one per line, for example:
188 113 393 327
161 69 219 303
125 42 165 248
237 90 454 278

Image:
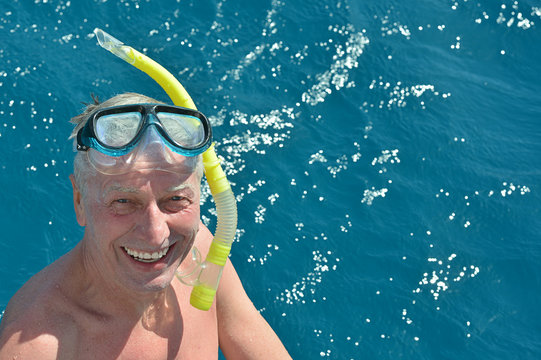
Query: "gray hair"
70 92 204 196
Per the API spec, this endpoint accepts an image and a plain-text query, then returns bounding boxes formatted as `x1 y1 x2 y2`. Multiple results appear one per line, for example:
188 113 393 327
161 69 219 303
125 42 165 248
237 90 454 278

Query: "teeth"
123 246 169 263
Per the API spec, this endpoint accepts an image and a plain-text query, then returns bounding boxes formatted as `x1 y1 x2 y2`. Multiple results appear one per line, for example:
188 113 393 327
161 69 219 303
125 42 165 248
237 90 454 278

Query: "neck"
68 241 174 325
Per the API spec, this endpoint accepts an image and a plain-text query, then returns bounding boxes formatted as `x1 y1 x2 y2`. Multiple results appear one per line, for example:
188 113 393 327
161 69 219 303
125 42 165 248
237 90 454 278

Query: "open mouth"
123 245 171 263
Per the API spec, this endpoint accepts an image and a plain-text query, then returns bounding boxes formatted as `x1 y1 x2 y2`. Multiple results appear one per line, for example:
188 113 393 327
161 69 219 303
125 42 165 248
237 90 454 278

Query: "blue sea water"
1 0 540 358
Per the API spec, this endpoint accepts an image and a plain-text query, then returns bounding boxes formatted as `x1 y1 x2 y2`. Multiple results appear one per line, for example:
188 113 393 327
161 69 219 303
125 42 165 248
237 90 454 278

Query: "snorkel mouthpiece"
93 28 237 311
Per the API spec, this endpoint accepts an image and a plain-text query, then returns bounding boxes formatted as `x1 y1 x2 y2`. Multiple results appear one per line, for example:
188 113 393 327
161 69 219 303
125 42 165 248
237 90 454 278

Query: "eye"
164 195 192 212
171 195 191 205
109 198 138 215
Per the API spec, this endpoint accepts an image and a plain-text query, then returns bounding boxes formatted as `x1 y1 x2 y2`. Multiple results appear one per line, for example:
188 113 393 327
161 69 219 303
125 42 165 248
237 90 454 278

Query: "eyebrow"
103 183 195 197
167 183 195 193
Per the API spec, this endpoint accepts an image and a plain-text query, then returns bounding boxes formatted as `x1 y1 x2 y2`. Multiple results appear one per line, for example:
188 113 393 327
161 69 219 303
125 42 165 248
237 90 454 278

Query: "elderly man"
0 93 291 359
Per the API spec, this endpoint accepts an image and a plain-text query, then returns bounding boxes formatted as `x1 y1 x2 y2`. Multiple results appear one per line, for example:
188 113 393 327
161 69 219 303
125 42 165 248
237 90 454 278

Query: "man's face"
77 167 201 293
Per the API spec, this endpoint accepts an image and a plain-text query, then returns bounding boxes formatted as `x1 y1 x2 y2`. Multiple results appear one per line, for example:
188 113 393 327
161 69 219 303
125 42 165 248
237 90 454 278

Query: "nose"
136 201 170 246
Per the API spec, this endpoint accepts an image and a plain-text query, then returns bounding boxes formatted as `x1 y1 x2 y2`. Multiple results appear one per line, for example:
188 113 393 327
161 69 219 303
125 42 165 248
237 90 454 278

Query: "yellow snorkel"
93 28 237 311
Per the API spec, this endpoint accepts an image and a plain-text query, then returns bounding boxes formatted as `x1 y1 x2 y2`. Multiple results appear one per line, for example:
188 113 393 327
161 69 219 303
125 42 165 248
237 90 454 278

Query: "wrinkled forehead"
90 166 201 198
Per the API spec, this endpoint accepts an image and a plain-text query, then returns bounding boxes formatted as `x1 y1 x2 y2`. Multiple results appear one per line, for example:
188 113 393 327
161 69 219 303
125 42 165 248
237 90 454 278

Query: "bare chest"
60 295 219 360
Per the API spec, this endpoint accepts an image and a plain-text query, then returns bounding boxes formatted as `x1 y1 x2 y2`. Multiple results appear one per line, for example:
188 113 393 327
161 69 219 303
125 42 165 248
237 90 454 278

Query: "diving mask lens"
95 112 142 148
157 112 206 149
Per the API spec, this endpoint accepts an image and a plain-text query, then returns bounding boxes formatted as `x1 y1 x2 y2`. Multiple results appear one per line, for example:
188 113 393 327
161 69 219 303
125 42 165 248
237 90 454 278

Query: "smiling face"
72 166 201 294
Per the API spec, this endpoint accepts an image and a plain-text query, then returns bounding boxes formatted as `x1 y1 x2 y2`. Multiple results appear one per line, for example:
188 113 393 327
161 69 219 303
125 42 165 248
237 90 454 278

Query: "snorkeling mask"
76 103 211 175
90 28 237 311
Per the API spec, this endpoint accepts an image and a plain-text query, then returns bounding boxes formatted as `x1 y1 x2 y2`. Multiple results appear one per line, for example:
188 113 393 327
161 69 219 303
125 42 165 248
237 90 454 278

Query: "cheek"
84 202 132 241
185 205 201 226
173 205 200 233
85 202 107 226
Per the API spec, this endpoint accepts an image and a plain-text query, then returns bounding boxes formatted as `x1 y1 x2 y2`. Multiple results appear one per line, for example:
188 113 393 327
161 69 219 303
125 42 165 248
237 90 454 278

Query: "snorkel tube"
93 28 237 311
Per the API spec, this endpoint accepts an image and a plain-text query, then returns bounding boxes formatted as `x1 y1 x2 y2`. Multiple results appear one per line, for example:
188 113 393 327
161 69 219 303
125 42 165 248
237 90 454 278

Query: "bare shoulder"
215 246 292 358
0 259 78 359
184 221 291 358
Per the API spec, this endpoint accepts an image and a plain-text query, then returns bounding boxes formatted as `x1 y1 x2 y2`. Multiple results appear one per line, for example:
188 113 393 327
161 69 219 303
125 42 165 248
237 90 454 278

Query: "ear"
70 174 86 227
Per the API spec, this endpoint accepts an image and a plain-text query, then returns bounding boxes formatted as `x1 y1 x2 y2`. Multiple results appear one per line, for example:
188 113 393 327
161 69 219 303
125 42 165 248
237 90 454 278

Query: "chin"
124 268 177 294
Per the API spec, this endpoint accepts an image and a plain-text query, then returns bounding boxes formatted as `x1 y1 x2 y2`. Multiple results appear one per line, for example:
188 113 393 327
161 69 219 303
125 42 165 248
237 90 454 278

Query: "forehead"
91 169 200 196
